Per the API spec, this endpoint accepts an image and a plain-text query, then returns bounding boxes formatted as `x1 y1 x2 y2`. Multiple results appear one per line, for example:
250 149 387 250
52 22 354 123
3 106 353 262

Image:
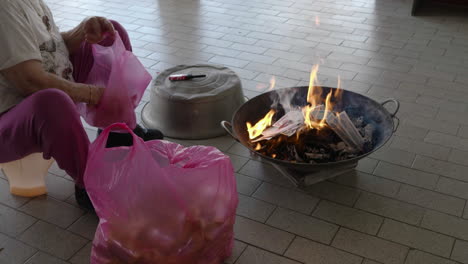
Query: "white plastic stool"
0 153 54 197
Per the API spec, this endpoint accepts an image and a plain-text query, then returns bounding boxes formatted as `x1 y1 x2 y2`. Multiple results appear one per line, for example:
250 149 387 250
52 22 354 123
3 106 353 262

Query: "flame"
255 143 262 151
246 109 275 139
303 65 322 129
319 76 343 127
319 90 333 127
307 65 321 107
315 16 320 26
269 76 276 91
246 66 345 154
303 105 314 129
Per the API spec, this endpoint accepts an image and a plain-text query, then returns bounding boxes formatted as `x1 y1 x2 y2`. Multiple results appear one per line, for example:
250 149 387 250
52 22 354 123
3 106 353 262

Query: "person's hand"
75 85 104 105
82 17 115 44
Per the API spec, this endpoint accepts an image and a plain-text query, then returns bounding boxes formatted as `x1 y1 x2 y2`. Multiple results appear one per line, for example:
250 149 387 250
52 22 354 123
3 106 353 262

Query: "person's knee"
31 89 77 117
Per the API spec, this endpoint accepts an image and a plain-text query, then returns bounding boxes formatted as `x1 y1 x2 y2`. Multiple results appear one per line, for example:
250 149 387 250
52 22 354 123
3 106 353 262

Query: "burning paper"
252 110 304 142
326 111 365 151
252 107 366 153
246 65 372 163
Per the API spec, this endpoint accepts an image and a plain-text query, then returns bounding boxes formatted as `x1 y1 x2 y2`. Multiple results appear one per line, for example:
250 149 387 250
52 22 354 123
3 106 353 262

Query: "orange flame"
307 65 321 107
269 76 276 91
303 105 313 129
319 90 333 127
319 76 343 127
303 65 322 129
255 143 262 151
246 109 275 139
315 16 320 26
246 67 344 148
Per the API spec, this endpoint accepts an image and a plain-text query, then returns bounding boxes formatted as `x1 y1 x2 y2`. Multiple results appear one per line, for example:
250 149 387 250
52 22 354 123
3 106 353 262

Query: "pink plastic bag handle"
94 123 146 153
90 32 126 71
92 31 125 52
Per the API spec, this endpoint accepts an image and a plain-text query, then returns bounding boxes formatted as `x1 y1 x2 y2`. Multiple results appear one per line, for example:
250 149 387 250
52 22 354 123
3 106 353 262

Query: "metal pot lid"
153 64 242 103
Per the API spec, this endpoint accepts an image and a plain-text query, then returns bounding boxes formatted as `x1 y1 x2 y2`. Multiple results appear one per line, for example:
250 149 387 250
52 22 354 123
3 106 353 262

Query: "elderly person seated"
0 0 162 210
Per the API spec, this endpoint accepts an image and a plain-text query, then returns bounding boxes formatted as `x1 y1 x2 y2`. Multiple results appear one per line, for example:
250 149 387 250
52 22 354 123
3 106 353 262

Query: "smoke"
270 87 300 113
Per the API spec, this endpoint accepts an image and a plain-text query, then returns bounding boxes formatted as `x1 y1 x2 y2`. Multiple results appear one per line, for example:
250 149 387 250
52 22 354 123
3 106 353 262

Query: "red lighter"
168 74 207 81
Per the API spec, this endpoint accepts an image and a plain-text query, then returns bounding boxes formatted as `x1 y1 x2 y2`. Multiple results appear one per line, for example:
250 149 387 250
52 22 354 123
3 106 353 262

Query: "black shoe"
75 185 95 212
97 124 164 148
134 124 164 141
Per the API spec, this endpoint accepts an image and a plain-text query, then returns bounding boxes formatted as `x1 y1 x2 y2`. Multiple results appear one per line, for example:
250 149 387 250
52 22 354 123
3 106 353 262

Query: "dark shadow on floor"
412 0 468 16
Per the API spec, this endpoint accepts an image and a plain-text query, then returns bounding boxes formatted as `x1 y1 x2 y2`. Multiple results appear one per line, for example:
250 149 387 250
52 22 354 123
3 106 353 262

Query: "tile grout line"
263 205 279 224
67 240 90 262
351 190 363 208
449 236 457 262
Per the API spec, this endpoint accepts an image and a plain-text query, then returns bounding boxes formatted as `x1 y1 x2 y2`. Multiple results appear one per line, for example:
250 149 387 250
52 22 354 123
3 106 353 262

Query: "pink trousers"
0 21 132 187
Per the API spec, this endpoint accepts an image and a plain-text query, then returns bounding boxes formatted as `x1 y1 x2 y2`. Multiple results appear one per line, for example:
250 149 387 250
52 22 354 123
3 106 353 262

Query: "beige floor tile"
286 237 363 264
69 242 92 264
237 246 301 264
369 148 416 167
436 177 468 199
235 173 262 196
239 160 295 187
334 170 401 198
253 182 319 214
0 178 31 208
45 173 76 201
24 252 69 264
305 180 361 206
332 228 408 264
405 250 457 264
373 161 439 189
313 200 383 235
390 136 452 160
19 221 88 260
0 203 37 237
267 207 339 244
355 192 425 225
355 158 379 174
224 153 249 172
19 196 84 229
67 213 99 240
225 240 247 264
237 194 276 222
234 216 294 254
397 184 465 216
412 155 468 183
421 210 468 241
451 240 468 264
378 219 454 258
0 233 37 264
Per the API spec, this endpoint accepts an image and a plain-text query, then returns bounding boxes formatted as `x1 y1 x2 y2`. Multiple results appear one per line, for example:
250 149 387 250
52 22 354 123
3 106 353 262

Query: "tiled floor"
1 0 468 263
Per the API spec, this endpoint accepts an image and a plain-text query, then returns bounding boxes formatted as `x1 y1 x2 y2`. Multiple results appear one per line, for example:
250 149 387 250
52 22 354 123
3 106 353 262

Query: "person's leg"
70 20 132 83
0 89 89 187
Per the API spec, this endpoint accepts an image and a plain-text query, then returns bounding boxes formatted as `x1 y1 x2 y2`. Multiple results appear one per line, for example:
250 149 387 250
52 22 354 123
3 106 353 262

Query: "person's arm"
0 60 103 105
61 17 115 55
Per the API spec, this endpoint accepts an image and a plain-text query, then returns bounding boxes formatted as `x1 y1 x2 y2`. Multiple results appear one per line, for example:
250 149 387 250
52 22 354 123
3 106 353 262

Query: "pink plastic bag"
77 32 151 129
85 123 238 264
